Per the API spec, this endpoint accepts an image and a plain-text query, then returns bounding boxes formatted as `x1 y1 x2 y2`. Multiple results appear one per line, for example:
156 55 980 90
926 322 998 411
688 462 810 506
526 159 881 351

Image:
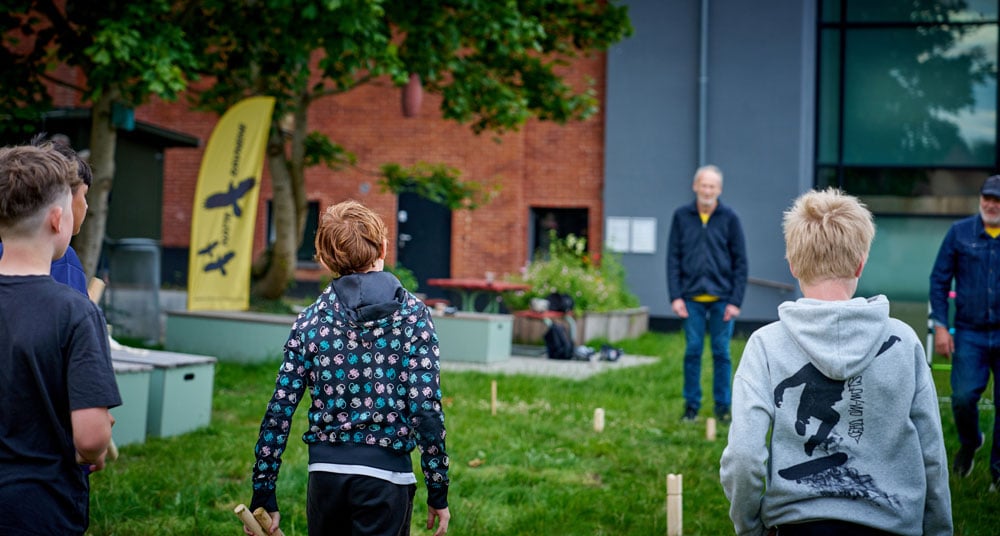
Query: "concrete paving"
440 346 658 380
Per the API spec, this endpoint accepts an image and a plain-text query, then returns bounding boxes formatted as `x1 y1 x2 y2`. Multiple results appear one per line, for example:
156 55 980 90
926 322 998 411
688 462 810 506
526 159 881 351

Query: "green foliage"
379 162 498 210
85 332 998 534
386 0 634 133
384 263 418 293
302 131 356 170
82 1 196 103
504 233 640 313
0 0 198 134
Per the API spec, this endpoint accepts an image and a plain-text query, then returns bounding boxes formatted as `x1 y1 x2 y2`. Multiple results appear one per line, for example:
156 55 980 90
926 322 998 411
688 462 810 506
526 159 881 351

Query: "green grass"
87 331 999 535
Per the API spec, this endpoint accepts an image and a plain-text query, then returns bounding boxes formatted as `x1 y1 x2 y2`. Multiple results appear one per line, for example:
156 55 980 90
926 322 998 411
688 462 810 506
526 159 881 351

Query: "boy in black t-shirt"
0 144 121 535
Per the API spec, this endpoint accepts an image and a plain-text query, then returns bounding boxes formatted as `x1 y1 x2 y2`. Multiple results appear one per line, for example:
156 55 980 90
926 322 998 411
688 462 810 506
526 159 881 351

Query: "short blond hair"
314 200 387 277
783 188 875 285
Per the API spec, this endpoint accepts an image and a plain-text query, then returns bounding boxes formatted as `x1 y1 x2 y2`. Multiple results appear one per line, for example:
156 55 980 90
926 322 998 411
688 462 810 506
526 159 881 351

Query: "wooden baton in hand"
253 507 285 536
234 504 267 536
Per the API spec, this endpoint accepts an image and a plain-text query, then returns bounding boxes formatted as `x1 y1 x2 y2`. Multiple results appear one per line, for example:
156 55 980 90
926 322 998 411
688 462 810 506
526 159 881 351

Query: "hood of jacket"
328 271 407 323
776 295 891 380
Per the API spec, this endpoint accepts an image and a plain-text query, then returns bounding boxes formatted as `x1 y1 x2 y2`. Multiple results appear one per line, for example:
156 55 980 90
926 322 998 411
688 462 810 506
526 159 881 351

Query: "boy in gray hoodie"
720 189 952 535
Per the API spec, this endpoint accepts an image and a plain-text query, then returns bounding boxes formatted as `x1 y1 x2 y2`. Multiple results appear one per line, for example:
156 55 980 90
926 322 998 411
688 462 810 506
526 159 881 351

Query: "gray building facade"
605 0 998 332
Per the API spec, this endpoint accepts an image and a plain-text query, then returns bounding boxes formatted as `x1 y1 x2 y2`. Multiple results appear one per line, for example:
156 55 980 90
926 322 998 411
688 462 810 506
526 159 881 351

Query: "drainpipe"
697 0 710 167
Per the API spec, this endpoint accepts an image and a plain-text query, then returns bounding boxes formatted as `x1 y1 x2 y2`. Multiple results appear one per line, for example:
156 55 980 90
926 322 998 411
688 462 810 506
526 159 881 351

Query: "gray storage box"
432 312 513 363
112 346 217 438
110 361 153 446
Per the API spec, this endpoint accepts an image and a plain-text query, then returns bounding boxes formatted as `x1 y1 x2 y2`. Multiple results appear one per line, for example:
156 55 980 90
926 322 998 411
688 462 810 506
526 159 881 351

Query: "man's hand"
671 299 688 319
934 325 953 359
723 304 741 322
427 506 450 536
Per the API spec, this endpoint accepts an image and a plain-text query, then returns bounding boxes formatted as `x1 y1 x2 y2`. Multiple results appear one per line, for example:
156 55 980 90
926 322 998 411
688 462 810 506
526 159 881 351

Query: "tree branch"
39 71 86 94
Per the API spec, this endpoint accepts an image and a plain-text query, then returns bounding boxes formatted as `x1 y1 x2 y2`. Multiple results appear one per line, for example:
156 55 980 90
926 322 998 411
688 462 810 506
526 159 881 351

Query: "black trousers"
776 520 899 536
307 472 417 536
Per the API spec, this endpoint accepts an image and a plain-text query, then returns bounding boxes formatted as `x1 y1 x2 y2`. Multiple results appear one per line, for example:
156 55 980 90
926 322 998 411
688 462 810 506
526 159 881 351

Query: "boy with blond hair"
245 200 450 536
0 144 121 535
720 188 951 535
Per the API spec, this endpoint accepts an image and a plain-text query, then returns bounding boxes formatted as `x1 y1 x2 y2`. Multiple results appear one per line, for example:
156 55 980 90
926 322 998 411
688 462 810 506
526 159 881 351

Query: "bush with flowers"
503 233 640 313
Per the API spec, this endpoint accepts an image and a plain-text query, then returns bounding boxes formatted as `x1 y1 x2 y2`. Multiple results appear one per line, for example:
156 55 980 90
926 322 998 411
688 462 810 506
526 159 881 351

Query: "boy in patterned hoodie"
245 200 449 536
720 189 951 535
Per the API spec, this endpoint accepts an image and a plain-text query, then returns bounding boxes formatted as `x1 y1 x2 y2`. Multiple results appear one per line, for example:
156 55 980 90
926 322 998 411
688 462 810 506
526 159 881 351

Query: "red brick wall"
133 54 608 283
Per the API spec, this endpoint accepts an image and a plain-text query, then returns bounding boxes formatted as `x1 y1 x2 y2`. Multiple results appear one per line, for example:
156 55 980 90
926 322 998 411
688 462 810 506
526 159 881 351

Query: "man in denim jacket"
930 175 1000 490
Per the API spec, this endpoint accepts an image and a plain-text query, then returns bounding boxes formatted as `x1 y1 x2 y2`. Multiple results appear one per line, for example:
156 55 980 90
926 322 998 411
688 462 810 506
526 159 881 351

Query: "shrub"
504 233 640 313
384 263 419 293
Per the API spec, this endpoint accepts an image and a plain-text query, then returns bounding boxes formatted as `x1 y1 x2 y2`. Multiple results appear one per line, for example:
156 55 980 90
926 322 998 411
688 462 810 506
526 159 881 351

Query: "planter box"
578 306 650 343
165 310 295 363
513 306 649 344
433 312 512 363
110 361 153 447
112 346 216 438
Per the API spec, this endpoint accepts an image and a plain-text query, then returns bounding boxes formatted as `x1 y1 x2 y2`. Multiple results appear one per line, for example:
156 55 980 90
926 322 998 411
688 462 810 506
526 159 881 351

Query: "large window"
818 0 999 215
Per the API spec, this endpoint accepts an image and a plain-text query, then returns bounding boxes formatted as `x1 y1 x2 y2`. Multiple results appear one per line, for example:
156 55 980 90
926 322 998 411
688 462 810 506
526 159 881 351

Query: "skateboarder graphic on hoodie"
720 189 952 536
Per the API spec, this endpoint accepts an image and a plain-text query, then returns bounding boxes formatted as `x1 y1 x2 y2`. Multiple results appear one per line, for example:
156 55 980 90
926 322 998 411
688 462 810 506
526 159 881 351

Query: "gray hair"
694 165 723 186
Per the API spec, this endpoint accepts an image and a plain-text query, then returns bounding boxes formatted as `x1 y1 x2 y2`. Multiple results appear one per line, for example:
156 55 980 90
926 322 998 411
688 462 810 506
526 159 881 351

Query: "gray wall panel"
605 0 700 320
605 0 817 323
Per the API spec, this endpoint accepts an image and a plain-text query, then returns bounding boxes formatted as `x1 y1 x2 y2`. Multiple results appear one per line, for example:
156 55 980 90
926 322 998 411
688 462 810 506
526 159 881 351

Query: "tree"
0 0 197 275
187 0 632 299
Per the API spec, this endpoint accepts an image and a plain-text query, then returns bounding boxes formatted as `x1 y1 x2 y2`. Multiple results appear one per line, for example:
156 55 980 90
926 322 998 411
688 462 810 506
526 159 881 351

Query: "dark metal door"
396 192 451 299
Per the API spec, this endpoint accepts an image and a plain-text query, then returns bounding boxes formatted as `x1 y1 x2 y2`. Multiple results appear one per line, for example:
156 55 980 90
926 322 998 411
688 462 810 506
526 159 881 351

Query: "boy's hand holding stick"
234 504 285 536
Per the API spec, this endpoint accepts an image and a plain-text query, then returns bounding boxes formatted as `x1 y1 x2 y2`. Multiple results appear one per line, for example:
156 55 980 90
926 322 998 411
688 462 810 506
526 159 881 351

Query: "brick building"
128 55 609 295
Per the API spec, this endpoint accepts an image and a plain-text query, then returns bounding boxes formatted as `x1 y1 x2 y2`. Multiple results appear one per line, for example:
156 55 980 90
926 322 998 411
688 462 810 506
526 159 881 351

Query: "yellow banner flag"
187 96 275 311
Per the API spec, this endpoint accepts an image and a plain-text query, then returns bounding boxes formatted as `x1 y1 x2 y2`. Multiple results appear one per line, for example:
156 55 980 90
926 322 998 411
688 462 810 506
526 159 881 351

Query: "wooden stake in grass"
666 473 683 536
593 407 605 432
490 380 498 416
705 417 717 441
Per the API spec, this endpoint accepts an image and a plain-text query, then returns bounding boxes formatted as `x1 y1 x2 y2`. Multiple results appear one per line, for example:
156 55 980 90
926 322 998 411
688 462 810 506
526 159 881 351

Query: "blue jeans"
951 328 1000 478
682 299 734 413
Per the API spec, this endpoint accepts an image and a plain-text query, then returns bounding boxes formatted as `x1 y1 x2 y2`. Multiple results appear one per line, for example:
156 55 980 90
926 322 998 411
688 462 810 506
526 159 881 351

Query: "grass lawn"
87 331 998 535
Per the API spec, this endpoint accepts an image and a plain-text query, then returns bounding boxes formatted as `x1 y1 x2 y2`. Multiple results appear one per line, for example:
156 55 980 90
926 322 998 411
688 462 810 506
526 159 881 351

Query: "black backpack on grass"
546 292 574 313
543 322 574 360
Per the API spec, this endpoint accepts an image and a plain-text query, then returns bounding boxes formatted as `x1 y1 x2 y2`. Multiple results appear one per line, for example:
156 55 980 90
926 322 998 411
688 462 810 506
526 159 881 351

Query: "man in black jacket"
667 165 748 425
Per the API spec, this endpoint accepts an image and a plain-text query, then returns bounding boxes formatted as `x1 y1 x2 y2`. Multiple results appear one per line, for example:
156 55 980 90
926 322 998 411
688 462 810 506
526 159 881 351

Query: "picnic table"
427 278 530 313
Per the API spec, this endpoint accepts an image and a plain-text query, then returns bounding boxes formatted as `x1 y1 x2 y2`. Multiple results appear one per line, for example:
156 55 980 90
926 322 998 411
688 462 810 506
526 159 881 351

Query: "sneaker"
953 433 984 478
682 406 698 423
599 344 624 362
715 410 732 426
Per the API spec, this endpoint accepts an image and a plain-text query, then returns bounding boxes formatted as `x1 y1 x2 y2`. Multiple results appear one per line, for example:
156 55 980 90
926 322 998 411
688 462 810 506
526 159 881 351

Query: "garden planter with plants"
505 233 647 344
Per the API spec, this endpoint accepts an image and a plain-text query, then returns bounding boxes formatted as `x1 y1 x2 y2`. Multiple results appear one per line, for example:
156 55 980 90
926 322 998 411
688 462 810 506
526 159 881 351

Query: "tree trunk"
290 93 309 244
74 88 119 278
250 133 298 299
251 92 311 300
